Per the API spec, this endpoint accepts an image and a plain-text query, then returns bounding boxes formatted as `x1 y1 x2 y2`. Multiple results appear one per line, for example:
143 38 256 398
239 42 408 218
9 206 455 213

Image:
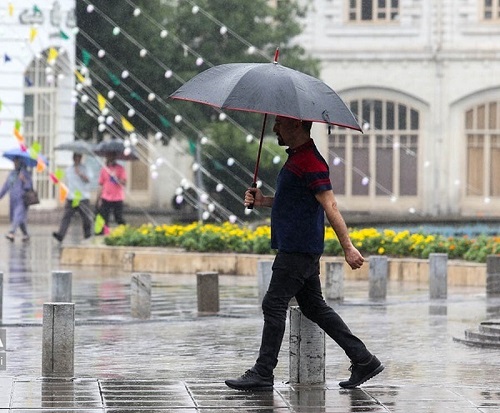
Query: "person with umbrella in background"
224 116 384 391
0 156 33 242
52 152 93 243
95 152 127 230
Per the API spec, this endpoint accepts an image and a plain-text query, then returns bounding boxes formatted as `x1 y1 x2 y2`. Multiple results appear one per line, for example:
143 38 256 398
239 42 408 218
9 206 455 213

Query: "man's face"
273 116 297 146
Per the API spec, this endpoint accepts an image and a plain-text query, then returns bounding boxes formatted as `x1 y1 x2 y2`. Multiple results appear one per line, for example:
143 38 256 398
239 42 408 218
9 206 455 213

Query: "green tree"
76 0 318 219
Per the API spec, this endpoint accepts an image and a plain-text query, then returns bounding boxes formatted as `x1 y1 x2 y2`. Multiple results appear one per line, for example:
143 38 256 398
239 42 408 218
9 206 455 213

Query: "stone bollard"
289 306 325 385
42 303 75 378
325 261 344 301
257 260 273 303
429 253 448 299
131 273 152 319
196 272 219 313
0 272 3 321
51 271 72 303
369 256 388 300
486 255 500 297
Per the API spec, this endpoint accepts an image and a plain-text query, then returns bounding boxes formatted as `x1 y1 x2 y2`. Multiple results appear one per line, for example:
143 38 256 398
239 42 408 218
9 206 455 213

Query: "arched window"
329 98 419 198
465 102 500 197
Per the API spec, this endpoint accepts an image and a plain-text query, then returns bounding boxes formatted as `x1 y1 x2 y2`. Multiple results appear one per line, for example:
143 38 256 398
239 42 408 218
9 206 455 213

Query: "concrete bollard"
369 256 388 300
429 253 448 299
289 306 325 385
42 303 75 378
325 262 344 301
51 271 72 303
131 273 152 319
196 272 219 313
257 260 273 303
486 255 500 297
0 272 3 321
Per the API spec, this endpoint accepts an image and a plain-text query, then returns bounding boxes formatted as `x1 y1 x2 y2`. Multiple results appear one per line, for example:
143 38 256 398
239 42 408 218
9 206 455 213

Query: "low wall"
60 245 487 287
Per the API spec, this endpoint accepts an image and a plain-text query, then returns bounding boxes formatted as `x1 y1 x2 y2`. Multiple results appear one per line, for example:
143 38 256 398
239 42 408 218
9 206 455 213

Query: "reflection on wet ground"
1 224 500 412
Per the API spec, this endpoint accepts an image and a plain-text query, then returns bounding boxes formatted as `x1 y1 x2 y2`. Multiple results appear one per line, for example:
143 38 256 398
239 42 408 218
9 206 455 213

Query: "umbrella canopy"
2 148 39 167
170 53 362 200
55 140 94 156
94 140 138 161
169 62 361 131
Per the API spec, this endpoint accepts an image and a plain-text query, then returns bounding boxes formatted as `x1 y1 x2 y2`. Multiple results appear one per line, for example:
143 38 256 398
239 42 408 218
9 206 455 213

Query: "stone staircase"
454 319 500 348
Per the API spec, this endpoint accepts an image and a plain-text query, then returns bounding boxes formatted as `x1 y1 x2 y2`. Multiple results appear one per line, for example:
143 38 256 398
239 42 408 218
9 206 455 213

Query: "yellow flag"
59 182 69 203
97 94 107 112
47 48 59 64
75 70 86 84
29 27 38 43
121 116 135 132
8 3 14 16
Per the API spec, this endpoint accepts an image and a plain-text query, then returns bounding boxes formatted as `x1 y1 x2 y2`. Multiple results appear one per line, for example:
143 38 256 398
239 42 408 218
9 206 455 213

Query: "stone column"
289 306 325 385
325 261 344 301
51 271 72 303
131 273 152 319
197 272 219 313
369 256 388 300
257 260 273 303
429 253 448 299
487 255 500 297
42 303 75 378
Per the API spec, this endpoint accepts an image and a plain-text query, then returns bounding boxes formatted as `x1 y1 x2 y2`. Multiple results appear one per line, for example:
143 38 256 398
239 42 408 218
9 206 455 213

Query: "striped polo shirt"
271 139 332 254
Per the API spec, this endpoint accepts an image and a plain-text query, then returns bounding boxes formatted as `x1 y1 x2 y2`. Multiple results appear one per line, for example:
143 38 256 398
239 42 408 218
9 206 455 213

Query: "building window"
329 99 419 198
483 0 500 20
348 0 399 22
24 49 65 200
465 102 500 197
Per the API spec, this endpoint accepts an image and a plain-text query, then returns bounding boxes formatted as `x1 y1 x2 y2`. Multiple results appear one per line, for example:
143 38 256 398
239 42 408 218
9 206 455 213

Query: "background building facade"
295 0 500 218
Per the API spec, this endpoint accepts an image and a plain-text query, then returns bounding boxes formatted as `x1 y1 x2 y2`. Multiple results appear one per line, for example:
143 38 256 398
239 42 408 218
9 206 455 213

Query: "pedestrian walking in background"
95 153 127 229
225 116 384 391
0 157 33 242
52 153 93 243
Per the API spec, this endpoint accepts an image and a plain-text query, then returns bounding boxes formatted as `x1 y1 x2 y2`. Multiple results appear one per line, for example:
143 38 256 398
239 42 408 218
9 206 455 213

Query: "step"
479 320 500 335
453 336 500 349
465 329 500 343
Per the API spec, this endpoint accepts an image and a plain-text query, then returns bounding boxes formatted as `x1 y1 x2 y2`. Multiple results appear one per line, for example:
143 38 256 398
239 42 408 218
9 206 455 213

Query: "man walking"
53 153 93 242
225 116 383 391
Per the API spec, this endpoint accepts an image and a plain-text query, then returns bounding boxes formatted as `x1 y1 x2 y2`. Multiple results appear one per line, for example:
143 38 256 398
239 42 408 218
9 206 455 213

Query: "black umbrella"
94 139 138 161
170 50 361 196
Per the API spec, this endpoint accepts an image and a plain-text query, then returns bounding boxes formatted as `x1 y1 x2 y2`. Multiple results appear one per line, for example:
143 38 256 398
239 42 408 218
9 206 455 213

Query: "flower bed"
104 222 499 263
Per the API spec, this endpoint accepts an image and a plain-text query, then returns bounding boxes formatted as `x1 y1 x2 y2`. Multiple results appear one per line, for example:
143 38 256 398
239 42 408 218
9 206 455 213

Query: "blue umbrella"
2 148 42 167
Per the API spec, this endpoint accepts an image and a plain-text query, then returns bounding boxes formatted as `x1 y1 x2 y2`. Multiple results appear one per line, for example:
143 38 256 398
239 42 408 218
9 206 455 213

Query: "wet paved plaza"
1 224 500 412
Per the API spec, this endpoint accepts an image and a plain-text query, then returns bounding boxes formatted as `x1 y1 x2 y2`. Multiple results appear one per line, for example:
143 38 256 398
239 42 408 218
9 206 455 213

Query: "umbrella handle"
247 182 258 210
248 114 268 210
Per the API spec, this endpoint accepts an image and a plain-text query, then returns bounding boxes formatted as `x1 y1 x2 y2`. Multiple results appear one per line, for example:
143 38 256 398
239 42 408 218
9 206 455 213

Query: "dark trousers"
254 252 371 377
99 199 126 226
57 199 92 240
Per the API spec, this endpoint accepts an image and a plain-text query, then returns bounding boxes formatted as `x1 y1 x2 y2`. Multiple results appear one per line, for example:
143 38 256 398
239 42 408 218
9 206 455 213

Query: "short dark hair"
301 121 312 132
